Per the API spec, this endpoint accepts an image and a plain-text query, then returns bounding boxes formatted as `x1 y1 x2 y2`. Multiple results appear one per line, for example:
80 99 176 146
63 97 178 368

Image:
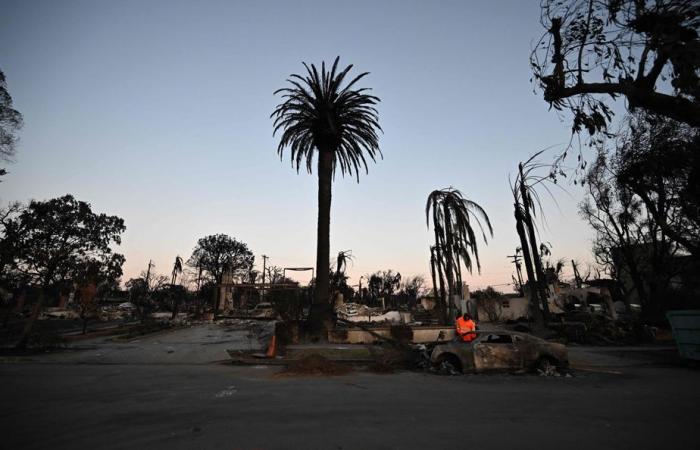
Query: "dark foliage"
1 195 125 347
580 112 700 316
532 0 700 148
0 69 23 178
187 234 254 285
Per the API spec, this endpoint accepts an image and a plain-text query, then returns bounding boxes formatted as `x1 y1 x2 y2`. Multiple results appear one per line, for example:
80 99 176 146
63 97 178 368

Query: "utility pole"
196 263 203 317
139 259 155 322
572 259 583 289
507 254 524 294
261 255 269 301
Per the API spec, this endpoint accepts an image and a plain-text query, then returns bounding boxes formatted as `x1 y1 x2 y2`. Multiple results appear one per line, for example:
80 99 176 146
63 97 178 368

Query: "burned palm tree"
510 152 560 325
170 255 183 319
426 188 493 323
335 250 353 277
171 255 183 285
272 57 381 335
429 245 447 322
331 250 353 300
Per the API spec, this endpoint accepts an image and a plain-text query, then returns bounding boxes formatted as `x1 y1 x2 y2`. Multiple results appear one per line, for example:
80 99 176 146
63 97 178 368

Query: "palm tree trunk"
430 248 438 302
443 206 456 321
432 233 449 324
455 257 464 299
170 273 177 320
431 206 449 324
434 249 448 325
308 149 334 337
519 166 550 321
515 206 544 327
171 290 179 320
430 247 446 324
522 202 550 321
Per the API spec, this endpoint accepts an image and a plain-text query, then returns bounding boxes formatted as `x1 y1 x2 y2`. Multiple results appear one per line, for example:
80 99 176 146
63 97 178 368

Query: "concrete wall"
476 285 603 323
476 297 531 323
328 326 456 344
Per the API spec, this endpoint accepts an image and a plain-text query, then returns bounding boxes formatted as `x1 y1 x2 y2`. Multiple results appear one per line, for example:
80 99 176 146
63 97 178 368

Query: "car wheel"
435 354 462 375
536 357 559 376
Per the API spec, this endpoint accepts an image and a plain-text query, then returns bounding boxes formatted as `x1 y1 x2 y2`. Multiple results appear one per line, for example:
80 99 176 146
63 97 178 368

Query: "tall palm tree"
272 57 381 335
426 188 493 323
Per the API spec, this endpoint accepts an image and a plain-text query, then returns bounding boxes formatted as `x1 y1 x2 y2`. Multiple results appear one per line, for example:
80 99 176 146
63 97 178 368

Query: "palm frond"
272 57 382 182
425 187 492 276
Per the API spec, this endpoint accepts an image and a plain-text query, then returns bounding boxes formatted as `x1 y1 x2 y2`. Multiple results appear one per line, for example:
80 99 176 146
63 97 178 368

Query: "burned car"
430 330 568 374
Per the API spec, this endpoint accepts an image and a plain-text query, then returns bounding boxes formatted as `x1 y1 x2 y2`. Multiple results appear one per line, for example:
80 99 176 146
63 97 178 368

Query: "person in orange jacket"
455 313 477 342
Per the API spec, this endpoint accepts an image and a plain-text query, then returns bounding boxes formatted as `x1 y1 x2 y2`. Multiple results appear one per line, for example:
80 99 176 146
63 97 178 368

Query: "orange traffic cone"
265 334 277 358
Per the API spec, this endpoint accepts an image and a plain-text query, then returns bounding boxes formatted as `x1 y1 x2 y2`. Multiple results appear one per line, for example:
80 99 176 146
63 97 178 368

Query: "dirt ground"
1 324 697 450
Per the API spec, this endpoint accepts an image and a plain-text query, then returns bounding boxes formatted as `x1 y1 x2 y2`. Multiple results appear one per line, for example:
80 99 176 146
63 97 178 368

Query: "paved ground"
1 325 697 450
0 322 274 365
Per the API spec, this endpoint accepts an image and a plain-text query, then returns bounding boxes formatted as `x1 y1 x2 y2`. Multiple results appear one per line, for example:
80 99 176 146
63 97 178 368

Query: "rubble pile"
39 308 79 320
334 302 406 324
552 311 656 345
277 353 353 376
335 302 381 319
368 346 414 373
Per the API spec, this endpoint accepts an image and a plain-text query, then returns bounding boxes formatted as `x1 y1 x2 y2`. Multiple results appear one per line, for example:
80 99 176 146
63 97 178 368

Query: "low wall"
328 326 456 344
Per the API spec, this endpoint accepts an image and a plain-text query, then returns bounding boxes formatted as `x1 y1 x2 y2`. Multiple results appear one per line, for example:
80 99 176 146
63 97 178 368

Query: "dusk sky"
1 0 617 290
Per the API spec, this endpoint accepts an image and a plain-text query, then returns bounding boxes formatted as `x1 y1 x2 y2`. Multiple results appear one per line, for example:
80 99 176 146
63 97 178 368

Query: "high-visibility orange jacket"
455 317 476 342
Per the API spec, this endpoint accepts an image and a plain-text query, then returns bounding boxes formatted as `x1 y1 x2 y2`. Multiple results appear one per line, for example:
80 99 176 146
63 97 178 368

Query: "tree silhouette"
186 234 254 312
272 57 381 335
531 0 700 143
617 113 700 258
7 195 125 348
0 69 23 179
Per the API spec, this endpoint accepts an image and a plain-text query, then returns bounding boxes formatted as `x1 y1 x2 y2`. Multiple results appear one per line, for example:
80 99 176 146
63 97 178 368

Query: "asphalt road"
0 326 697 449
